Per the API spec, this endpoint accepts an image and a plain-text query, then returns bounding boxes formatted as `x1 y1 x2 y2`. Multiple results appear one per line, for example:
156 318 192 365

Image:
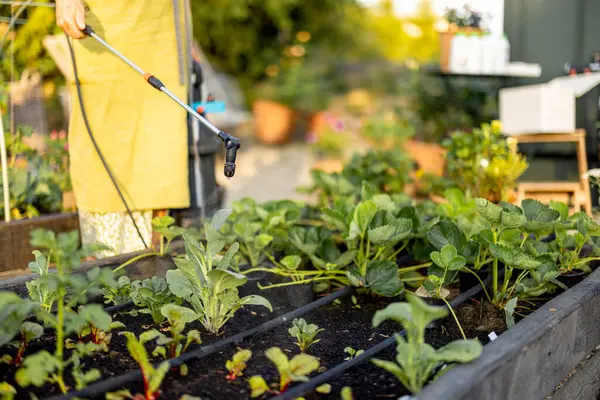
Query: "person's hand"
56 0 86 39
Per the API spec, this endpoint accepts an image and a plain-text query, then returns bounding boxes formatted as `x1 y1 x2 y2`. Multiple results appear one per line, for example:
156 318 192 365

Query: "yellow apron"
68 0 190 213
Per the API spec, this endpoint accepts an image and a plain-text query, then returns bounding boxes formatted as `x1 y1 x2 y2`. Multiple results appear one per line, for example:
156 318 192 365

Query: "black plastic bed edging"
104 301 134 314
47 285 354 400
274 275 492 400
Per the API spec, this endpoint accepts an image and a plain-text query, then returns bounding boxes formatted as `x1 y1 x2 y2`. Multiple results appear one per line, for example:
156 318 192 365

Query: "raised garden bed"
0 213 79 274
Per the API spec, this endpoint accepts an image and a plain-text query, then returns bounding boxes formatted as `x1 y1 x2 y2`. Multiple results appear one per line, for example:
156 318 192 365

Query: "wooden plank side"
418 268 600 400
548 346 600 400
0 213 79 273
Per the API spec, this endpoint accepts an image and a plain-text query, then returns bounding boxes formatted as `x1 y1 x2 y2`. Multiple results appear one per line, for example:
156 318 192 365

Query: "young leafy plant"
17 229 114 393
248 347 319 397
288 318 324 353
130 276 182 324
152 216 186 256
113 332 170 400
0 382 16 400
143 305 201 375
25 250 58 311
371 292 483 394
167 213 272 334
1 322 43 367
343 347 364 361
226 349 252 381
65 305 125 351
101 276 132 306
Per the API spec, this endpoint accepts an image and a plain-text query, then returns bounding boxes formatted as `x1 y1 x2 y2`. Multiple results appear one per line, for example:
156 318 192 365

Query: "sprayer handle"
82 25 94 36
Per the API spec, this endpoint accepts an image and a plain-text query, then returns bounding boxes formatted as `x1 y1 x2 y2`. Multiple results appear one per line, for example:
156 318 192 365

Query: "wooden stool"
507 130 592 214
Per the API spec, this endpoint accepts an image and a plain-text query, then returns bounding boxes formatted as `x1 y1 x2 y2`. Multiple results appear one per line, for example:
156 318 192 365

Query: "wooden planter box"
0 213 79 274
418 267 600 400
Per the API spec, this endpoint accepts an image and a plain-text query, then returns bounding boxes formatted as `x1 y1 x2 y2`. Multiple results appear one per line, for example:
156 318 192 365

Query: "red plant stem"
13 340 26 366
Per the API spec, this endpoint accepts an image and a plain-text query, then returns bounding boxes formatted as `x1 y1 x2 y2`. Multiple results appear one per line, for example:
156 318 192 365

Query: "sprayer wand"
82 25 240 177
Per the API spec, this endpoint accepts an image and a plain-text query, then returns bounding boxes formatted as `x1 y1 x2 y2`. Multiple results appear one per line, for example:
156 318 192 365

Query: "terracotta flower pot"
253 100 296 145
308 111 328 135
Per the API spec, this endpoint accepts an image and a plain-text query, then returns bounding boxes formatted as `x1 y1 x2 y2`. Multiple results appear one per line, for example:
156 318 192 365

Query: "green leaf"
290 353 320 376
239 295 273 312
427 220 466 252
255 234 274 250
161 304 199 328
79 304 112 332
280 255 301 270
430 244 467 271
475 198 502 225
490 244 542 269
353 201 378 236
20 322 43 343
0 382 16 399
434 340 483 363
316 383 332 394
341 386 354 400
501 211 526 229
148 361 170 395
216 242 240 270
365 261 404 297
28 250 48 276
152 216 176 229
248 375 270 398
550 200 569 220
15 350 60 387
208 269 247 293
367 225 396 244
211 209 233 230
504 297 518 328
0 293 36 348
265 347 290 375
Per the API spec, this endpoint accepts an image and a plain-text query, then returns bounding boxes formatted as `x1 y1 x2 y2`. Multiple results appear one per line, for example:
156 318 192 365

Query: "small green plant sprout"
225 349 252 381
117 332 170 400
26 250 58 311
341 386 354 400
343 347 364 361
248 347 319 397
152 216 186 256
316 383 332 394
1 322 43 367
143 305 201 375
101 276 132 306
167 224 272 334
65 305 125 351
0 292 37 351
0 382 16 400
371 292 482 394
288 318 324 353
130 276 182 325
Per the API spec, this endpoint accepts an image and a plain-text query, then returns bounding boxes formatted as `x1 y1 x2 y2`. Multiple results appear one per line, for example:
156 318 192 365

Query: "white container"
499 72 600 134
449 33 469 73
467 33 482 74
494 34 510 74
480 34 496 74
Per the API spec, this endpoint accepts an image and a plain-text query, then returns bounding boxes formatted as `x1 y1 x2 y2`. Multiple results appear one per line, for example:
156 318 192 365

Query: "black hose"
48 285 354 400
274 276 491 400
65 34 148 249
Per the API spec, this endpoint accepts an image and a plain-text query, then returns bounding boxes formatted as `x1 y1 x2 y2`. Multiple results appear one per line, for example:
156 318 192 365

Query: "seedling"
0 382 16 400
343 347 364 361
371 293 482 394
130 276 182 324
101 276 132 306
65 305 125 351
143 305 201 375
117 332 170 400
288 318 324 353
1 322 43 366
248 347 319 397
152 216 186 256
25 250 57 311
167 214 272 334
341 386 354 400
226 349 252 381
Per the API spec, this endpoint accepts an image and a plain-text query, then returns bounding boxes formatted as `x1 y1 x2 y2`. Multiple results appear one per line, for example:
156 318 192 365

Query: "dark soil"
108 293 510 400
0 278 306 400
1 265 577 400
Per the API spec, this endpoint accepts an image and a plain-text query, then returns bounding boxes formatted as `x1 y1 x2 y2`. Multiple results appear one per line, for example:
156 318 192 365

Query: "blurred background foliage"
1 0 497 142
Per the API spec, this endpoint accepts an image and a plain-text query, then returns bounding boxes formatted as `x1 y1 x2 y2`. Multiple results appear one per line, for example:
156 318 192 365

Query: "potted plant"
439 5 484 72
443 120 528 203
253 31 331 145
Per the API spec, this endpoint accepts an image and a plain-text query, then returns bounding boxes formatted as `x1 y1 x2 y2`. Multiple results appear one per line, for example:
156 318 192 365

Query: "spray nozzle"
218 131 240 178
